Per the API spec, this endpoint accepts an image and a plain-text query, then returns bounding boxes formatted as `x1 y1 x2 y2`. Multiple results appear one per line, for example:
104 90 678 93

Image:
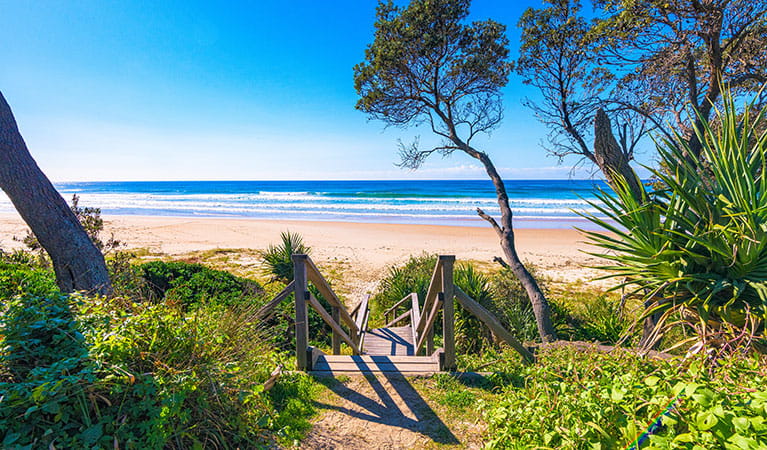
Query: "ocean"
0 180 611 229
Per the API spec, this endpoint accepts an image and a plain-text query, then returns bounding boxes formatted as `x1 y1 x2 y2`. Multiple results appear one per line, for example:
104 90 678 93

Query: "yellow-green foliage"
0 261 318 448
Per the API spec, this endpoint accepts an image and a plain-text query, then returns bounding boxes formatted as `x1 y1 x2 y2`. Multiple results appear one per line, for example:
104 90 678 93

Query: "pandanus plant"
581 91 767 357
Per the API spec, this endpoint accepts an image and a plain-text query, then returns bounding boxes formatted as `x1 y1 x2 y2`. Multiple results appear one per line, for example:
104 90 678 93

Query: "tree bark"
592 108 660 348
593 109 644 202
0 92 111 294
472 151 558 343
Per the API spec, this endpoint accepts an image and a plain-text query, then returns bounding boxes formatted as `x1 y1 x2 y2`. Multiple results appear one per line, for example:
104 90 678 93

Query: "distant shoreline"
0 179 612 230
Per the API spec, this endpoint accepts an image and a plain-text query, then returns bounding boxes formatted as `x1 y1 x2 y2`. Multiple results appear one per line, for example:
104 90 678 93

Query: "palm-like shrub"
257 231 311 283
582 92 767 355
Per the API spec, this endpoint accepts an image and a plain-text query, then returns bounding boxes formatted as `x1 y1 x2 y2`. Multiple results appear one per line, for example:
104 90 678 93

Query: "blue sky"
0 0 652 181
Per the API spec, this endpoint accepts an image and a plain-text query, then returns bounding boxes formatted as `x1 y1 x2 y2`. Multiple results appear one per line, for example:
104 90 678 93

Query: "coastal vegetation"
1 0 766 448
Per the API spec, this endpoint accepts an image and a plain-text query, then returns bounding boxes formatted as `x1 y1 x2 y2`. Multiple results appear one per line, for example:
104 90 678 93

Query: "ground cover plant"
0 252 320 448
476 346 767 449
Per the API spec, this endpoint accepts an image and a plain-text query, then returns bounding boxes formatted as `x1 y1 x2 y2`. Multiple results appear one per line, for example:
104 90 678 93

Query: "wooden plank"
383 293 415 321
355 295 371 349
311 370 440 376
455 286 535 364
312 364 440 372
321 355 437 363
308 293 361 354
384 309 411 328
312 355 440 372
415 260 442 337
255 281 295 320
331 306 341 354
262 364 283 392
304 256 359 335
441 255 456 371
410 293 421 347
349 299 362 319
363 327 414 356
415 297 442 355
292 254 309 370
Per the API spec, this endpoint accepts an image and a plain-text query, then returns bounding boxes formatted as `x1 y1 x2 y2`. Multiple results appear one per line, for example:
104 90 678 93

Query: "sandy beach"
0 213 609 296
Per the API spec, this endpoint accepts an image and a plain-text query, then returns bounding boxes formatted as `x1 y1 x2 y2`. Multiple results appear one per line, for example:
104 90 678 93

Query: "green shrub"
139 260 263 309
454 262 496 353
0 294 164 448
483 347 767 448
0 261 58 299
258 231 311 283
582 91 767 355
489 267 545 343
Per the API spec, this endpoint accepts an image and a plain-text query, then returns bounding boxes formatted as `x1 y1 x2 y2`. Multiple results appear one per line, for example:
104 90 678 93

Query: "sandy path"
304 375 484 449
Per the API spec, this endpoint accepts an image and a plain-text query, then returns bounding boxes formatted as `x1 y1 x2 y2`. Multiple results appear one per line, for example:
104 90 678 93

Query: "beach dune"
0 213 607 296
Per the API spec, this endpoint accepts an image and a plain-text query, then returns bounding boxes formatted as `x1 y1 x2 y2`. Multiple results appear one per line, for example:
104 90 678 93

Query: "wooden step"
362 326 415 356
311 354 440 374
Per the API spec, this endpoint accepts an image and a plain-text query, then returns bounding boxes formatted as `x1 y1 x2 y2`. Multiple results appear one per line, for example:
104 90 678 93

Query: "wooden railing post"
292 254 309 370
440 255 456 371
331 306 341 354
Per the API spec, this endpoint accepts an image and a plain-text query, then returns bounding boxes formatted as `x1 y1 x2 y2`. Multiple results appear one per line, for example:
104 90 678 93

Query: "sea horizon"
1 179 614 230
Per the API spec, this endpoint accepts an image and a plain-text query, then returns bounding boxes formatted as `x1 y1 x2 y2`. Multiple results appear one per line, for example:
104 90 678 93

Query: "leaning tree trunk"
472 150 558 343
593 109 644 202
0 92 111 294
593 108 659 348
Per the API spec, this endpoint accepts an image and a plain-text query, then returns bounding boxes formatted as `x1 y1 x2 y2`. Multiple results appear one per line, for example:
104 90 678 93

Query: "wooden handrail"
415 296 443 354
355 295 371 350
455 286 535 364
410 293 421 350
355 295 370 333
415 259 443 337
350 299 362 319
255 281 295 320
384 309 411 328
308 293 361 354
383 293 415 320
304 256 359 335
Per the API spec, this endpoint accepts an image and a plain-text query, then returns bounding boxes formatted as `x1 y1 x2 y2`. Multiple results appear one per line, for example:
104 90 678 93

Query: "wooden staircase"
256 254 534 376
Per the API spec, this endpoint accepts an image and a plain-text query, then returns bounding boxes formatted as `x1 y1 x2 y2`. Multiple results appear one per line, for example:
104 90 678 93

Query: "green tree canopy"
355 0 557 343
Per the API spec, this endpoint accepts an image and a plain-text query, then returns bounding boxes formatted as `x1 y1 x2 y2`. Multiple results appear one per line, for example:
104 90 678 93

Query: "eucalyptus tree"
517 0 767 345
517 0 767 197
355 0 557 342
0 92 111 294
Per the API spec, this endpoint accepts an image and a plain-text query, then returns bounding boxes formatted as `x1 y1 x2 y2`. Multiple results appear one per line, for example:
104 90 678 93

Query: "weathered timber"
363 326 414 356
384 309 411 328
312 354 440 374
415 297 443 355
331 305 341 354
384 292 415 323
255 281 295 320
355 295 371 349
292 255 309 370
262 364 284 392
410 293 421 347
304 256 359 335
308 293 361 354
455 286 535 364
416 260 443 337
441 255 456 370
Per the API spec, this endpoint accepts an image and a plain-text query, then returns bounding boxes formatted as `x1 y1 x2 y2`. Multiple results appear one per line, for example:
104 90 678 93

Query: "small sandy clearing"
301 374 485 449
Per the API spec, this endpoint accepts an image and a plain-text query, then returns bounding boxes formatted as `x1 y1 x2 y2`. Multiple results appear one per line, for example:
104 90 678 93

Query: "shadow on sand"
312 367 459 446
